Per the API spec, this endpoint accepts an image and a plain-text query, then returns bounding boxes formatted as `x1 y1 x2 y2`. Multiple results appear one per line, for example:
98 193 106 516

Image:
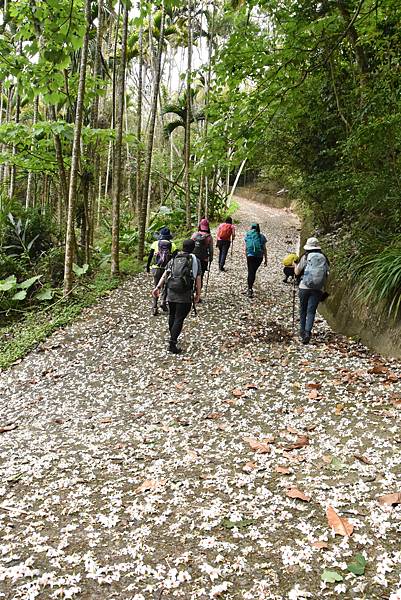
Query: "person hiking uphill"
244 223 267 298
216 216 236 272
152 239 201 354
192 218 213 286
146 227 176 316
294 237 329 345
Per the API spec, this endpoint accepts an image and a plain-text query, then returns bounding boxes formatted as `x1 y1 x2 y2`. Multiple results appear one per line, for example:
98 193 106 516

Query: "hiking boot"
160 303 168 313
247 288 254 298
302 332 311 345
283 277 288 283
220 267 226 272
152 307 159 316
168 341 182 354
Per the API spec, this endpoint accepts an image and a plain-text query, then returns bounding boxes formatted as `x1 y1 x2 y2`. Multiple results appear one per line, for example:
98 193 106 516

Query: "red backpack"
219 223 232 241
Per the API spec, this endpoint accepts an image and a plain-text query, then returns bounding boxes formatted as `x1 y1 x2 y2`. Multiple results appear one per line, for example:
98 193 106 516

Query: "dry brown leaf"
307 382 321 389
308 389 320 400
245 383 258 390
287 487 311 502
369 364 388 375
99 417 112 424
285 435 310 451
0 423 18 434
224 398 236 406
287 426 301 435
311 541 329 550
262 435 275 444
232 388 245 397
294 407 305 415
322 454 332 464
53 418 65 425
326 506 354 536
243 461 257 472
335 403 345 415
283 451 306 462
217 423 227 431
275 465 290 474
206 412 221 420
378 492 401 506
243 437 270 454
354 453 371 465
135 479 164 494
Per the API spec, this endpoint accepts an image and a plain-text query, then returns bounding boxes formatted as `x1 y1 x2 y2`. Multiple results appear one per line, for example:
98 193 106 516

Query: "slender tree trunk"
111 2 129 277
228 158 247 203
184 0 193 229
63 0 91 295
25 95 40 208
50 105 69 208
9 88 20 199
135 18 144 220
138 1 165 260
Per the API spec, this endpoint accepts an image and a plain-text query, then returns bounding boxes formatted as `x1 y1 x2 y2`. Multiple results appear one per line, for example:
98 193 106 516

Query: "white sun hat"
304 237 321 251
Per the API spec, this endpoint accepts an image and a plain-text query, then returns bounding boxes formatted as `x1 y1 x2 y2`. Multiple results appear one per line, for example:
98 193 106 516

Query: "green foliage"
357 243 401 319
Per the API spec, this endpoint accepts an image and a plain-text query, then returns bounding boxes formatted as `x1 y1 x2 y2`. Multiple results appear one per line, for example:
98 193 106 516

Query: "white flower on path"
288 585 313 599
210 581 231 597
389 591 401 600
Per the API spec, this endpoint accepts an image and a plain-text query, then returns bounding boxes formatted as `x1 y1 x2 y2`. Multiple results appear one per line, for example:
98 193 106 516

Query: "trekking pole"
204 262 211 298
192 293 197 316
292 277 296 336
231 239 234 258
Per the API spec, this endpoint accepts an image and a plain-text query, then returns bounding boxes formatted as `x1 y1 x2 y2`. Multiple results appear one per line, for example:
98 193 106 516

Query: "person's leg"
152 269 163 313
220 241 230 270
304 291 320 339
168 301 177 338
247 256 256 290
217 240 223 270
298 289 308 337
169 302 191 347
200 260 208 287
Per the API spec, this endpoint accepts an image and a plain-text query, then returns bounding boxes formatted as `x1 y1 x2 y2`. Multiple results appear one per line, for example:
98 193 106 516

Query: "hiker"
216 216 236 272
294 237 329 345
282 252 299 283
244 223 267 298
146 227 176 316
192 218 213 285
152 239 201 354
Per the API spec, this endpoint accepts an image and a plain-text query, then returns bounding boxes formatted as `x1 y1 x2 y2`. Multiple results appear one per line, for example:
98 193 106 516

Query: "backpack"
302 252 328 289
245 230 263 256
155 239 172 268
192 232 209 261
219 223 232 241
167 254 194 294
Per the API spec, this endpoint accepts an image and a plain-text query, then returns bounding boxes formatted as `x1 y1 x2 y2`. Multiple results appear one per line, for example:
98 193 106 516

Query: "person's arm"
146 249 154 273
294 255 305 276
152 269 168 297
194 274 201 303
263 243 267 266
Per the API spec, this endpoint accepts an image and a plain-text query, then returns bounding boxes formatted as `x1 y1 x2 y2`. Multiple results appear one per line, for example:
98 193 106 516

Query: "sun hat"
158 227 173 240
304 237 321 251
199 218 210 232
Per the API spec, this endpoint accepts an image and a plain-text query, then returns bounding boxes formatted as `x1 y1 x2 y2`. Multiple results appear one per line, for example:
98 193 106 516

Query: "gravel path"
0 197 400 600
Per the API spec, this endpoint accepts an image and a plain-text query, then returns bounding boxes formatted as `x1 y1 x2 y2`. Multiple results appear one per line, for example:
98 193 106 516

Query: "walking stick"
292 277 296 336
204 262 211 298
231 238 234 257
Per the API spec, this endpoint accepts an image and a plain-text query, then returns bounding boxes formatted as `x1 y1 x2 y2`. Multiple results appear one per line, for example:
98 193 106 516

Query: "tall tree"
63 0 91 295
111 1 129 277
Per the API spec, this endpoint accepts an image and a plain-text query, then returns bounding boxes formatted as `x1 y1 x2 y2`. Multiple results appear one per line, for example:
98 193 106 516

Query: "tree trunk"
111 1 129 277
184 0 193 229
63 0 91 295
8 88 20 199
137 1 165 260
25 95 39 208
135 19 144 220
50 105 69 209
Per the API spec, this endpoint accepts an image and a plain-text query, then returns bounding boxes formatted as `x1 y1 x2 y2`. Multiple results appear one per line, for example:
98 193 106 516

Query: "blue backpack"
245 230 263 256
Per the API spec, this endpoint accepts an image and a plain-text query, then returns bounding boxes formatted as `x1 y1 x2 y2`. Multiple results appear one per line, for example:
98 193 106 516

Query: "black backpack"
192 232 209 261
167 254 194 293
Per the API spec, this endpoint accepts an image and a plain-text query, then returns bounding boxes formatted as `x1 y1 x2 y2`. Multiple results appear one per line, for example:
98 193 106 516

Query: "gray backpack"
302 252 328 289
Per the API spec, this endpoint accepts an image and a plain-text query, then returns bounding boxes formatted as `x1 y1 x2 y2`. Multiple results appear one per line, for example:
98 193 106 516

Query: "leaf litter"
0 197 400 599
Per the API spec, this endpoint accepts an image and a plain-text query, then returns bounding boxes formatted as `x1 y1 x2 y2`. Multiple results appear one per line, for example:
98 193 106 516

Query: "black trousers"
247 256 263 289
217 240 231 269
168 302 191 343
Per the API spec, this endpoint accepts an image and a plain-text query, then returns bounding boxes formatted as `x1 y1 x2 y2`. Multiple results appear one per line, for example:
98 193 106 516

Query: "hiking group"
148 218 329 353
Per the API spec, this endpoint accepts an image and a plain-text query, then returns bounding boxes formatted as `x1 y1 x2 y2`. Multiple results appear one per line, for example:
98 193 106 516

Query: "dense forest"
0 0 400 324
